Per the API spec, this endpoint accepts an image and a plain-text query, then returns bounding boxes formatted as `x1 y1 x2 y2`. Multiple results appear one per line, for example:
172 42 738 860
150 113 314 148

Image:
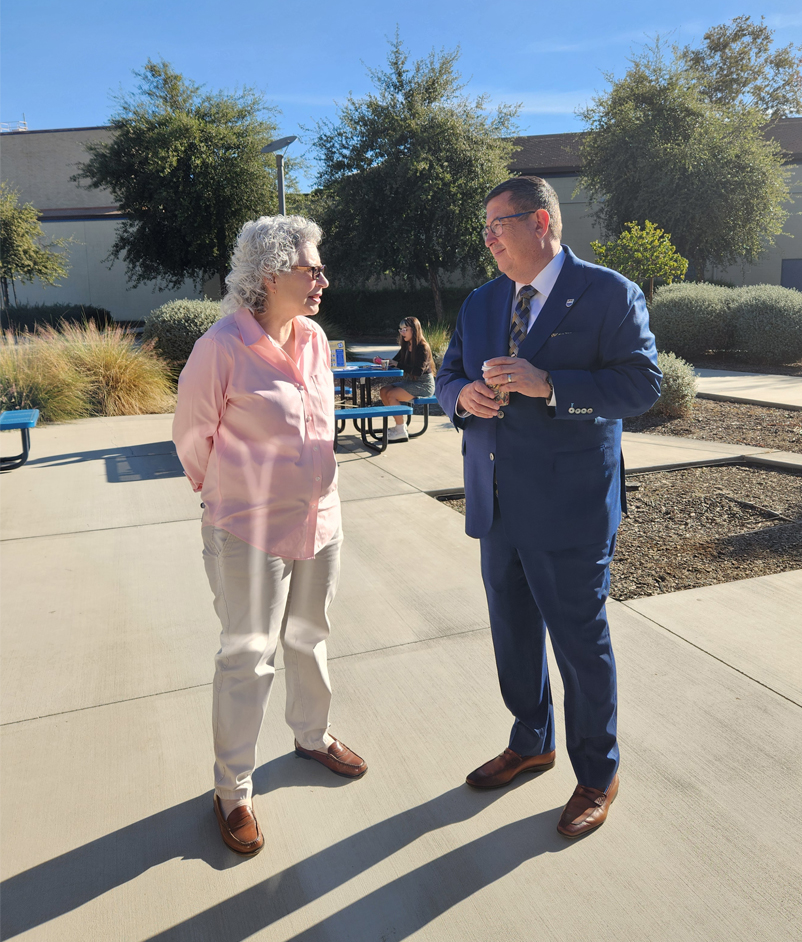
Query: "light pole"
261 135 298 215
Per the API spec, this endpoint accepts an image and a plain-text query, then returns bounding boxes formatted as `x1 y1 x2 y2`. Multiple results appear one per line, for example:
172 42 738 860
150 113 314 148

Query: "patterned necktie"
509 285 537 356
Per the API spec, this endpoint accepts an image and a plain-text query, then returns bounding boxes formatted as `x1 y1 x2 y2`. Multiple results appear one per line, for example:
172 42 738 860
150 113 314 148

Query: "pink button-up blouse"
172 307 340 560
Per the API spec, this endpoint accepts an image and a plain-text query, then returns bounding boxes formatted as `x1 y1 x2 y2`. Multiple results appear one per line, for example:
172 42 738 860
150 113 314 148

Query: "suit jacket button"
497 410 505 418
489 453 495 461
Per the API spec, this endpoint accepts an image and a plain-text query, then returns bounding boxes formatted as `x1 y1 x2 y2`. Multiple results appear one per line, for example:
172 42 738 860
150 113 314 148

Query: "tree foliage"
680 15 802 120
312 35 519 318
74 59 283 291
591 221 688 302
578 32 791 280
0 183 72 308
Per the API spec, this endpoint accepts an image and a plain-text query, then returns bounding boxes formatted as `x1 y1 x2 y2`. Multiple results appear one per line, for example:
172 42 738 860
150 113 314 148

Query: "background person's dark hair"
485 176 563 241
399 316 436 376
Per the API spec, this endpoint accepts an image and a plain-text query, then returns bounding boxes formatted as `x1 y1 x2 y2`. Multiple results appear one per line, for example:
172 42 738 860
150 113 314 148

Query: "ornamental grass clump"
0 323 175 423
51 322 175 416
649 351 698 417
143 299 223 366
0 330 91 423
731 285 802 364
423 320 453 369
648 283 735 358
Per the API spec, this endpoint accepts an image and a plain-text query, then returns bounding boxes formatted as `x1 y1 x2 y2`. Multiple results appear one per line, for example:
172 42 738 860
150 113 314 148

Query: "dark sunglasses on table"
291 265 326 280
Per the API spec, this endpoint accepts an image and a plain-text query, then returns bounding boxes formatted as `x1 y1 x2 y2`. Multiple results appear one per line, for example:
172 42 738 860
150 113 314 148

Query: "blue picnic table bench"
1 409 40 471
334 404 412 454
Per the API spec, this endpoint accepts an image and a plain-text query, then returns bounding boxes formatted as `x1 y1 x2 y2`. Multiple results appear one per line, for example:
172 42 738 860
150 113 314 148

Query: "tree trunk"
1 276 9 310
428 267 444 321
648 277 654 303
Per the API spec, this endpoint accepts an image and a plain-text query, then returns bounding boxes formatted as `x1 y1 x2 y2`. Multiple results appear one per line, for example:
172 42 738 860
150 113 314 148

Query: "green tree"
313 35 519 319
75 59 284 292
591 221 688 302
680 15 802 119
578 34 791 281
0 182 72 308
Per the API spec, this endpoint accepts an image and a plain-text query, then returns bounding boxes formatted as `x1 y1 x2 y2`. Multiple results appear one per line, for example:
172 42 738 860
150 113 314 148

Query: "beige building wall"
1 128 201 320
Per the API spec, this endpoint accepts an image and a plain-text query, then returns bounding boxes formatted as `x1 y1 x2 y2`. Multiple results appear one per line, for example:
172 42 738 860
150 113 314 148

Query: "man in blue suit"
436 176 661 838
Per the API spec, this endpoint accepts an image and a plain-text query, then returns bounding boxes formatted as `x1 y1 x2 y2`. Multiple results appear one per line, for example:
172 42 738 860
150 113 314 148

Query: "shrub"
48 322 175 416
0 302 113 332
731 284 802 364
649 351 697 417
143 299 223 365
0 330 91 423
592 220 688 302
648 283 735 358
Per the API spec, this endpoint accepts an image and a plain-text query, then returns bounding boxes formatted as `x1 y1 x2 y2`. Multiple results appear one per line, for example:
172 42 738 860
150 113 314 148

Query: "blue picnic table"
1 409 40 471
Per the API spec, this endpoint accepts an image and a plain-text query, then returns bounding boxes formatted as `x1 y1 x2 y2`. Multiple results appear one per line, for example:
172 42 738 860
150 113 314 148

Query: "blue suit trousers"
480 499 619 790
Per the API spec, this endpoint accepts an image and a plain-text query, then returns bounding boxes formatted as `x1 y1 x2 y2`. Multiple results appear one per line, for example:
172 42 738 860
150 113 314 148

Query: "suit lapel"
517 247 590 361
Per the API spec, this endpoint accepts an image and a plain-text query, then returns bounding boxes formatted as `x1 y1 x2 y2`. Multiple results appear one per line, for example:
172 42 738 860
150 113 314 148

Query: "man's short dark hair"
485 176 562 241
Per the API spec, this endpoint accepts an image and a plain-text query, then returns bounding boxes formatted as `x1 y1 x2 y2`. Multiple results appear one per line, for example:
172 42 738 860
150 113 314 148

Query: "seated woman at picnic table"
376 316 436 442
172 214 367 858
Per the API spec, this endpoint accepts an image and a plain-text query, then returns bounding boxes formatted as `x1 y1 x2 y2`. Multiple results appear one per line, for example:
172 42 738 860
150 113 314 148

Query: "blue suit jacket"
436 246 661 551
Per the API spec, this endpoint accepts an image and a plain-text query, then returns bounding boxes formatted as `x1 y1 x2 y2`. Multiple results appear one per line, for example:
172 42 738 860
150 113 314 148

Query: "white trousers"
202 526 342 801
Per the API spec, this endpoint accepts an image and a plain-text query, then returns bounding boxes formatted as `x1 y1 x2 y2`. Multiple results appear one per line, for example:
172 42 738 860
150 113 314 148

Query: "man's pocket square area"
550 331 573 337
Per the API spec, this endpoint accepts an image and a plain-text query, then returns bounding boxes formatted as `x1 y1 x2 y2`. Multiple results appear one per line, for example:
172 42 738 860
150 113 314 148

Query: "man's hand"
457 380 501 418
483 357 551 398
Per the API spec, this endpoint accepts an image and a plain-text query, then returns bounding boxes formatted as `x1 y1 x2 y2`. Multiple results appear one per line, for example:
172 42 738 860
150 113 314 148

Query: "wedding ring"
507 374 512 383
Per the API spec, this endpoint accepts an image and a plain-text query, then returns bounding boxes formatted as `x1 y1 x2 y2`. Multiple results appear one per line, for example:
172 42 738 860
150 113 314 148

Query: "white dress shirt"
512 248 565 405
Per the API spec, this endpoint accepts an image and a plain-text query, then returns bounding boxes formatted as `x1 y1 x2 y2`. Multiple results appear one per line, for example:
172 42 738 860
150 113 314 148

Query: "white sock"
219 796 252 821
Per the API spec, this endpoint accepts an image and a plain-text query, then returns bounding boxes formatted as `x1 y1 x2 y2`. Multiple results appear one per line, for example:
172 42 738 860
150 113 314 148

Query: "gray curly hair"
222 215 323 315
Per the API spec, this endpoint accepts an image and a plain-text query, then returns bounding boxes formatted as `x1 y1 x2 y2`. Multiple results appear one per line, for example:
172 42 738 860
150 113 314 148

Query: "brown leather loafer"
294 738 368 778
466 747 556 789
557 773 619 838
213 796 264 856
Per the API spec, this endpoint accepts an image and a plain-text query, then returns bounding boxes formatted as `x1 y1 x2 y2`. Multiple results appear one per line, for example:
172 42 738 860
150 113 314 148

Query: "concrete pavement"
695 368 802 410
1 412 801 942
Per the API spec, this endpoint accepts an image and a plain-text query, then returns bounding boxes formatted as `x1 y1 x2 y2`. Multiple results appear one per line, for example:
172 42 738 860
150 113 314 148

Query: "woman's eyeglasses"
398 324 411 331
291 265 326 280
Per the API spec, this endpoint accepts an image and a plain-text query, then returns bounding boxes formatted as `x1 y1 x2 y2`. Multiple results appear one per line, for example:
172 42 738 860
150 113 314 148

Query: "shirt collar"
515 247 565 303
234 307 314 349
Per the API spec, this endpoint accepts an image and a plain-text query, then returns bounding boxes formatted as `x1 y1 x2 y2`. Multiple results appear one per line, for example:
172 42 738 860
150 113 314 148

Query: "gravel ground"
439 464 802 602
623 398 802 454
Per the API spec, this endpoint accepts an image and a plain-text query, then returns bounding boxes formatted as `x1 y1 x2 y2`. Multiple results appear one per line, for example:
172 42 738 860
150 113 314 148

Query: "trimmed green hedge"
649 283 802 364
319 287 475 336
732 285 802 363
650 351 697 417
143 299 223 366
1 302 113 332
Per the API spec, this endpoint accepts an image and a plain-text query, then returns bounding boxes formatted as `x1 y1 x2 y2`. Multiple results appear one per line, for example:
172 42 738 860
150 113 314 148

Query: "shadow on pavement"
23 441 184 483
1 754 566 941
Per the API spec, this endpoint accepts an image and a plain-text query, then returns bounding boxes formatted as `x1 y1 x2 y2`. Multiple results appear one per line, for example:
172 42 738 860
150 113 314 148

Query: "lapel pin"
566 299 574 307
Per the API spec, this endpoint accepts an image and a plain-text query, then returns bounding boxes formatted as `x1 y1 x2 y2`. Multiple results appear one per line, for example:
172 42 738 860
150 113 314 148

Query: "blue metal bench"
405 396 438 438
1 409 40 471
335 404 413 454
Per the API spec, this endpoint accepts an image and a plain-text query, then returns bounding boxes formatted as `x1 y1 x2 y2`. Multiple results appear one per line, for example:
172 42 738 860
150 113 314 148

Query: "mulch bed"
440 465 802 601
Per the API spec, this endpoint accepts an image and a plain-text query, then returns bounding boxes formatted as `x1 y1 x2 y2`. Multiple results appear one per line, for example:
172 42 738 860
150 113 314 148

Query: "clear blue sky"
2 1 801 189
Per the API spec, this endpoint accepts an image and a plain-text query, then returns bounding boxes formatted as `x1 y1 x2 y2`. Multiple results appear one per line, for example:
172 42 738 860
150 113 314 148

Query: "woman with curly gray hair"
173 215 367 857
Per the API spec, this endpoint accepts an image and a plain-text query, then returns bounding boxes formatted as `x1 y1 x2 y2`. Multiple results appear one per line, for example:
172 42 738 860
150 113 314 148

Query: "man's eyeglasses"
481 211 536 241
291 265 326 280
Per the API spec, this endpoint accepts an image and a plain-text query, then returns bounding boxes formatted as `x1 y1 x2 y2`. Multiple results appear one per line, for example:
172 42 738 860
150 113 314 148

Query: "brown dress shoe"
294 738 368 778
466 747 556 789
557 773 619 838
213 796 264 856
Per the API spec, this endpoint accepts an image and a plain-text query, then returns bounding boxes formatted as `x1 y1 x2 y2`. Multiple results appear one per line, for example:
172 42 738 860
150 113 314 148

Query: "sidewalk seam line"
0 517 202 543
0 625 491 727
619 600 802 709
